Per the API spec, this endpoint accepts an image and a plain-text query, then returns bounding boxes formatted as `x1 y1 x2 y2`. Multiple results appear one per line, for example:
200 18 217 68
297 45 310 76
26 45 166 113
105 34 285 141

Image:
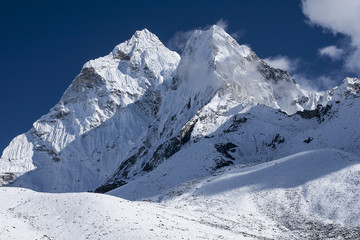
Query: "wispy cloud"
318 45 344 61
301 0 360 73
263 56 300 73
167 18 246 53
293 74 337 91
230 30 247 41
167 30 194 53
264 55 341 90
215 18 228 31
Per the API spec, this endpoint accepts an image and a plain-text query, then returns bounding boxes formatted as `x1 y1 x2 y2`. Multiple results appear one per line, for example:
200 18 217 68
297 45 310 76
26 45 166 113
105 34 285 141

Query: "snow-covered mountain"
0 25 343 191
1 25 360 238
0 29 180 191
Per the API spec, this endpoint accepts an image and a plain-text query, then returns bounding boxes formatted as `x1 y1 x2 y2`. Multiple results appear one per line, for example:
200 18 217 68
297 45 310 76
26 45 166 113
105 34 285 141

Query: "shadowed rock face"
296 104 332 122
94 180 127 193
105 118 198 187
143 118 198 171
215 142 237 160
345 81 360 96
76 67 105 88
63 67 105 103
224 116 248 133
258 60 296 84
0 173 15 185
113 50 131 61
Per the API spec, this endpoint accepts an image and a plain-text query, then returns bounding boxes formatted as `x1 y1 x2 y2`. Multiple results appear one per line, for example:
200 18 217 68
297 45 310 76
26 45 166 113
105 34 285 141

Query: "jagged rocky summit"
1 25 359 194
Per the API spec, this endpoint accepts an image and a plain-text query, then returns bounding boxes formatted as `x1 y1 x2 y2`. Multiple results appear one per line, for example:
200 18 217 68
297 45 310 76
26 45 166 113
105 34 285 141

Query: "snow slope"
0 187 252 240
109 149 360 239
2 148 359 239
160 149 360 239
109 92 360 201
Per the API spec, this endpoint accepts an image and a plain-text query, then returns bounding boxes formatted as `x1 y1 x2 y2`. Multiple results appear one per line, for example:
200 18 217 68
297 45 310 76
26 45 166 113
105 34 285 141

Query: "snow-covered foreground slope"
0 187 246 240
2 148 359 239
117 149 360 239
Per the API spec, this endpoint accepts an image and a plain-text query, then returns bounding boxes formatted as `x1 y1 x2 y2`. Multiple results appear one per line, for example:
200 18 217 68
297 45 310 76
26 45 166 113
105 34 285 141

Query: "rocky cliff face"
1 25 359 193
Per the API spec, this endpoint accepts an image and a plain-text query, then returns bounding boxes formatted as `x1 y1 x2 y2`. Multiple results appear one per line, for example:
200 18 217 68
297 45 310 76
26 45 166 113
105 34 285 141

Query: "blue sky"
0 0 359 152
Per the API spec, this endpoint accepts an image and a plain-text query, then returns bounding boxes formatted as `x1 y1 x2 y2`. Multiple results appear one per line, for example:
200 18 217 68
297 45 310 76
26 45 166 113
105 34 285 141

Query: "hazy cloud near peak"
301 0 360 73
230 30 247 41
263 56 299 73
167 18 246 53
215 18 229 31
167 30 194 53
264 55 340 91
293 74 337 91
318 45 344 60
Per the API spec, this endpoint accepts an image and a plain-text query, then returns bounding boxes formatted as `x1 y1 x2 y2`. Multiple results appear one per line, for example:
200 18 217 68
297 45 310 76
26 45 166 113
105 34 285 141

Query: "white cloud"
292 74 318 91
168 19 246 53
318 45 344 60
167 30 194 53
318 75 337 89
230 30 247 40
215 19 246 41
301 0 360 73
264 56 338 90
293 74 337 91
215 18 228 31
263 56 299 73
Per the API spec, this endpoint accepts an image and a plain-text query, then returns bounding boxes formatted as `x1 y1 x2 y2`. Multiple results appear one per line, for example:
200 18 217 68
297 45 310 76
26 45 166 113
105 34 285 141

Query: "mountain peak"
182 25 252 64
111 28 166 60
208 24 227 34
329 77 360 98
176 24 256 86
132 28 159 42
343 76 360 85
